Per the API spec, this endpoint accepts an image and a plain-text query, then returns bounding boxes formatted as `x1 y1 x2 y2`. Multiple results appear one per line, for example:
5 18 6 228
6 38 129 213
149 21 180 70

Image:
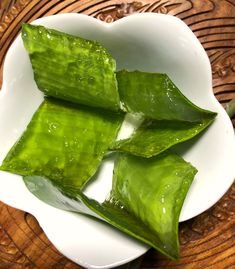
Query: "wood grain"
0 0 234 268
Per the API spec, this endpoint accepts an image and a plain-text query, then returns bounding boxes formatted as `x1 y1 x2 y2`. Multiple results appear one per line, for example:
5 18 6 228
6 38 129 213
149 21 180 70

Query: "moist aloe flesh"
117 70 215 122
2 24 212 261
24 153 197 260
112 70 217 157
111 115 216 158
0 98 123 189
22 23 120 111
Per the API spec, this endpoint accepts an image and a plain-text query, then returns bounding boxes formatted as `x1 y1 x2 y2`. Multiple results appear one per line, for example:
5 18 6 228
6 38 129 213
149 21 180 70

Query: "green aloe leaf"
111 115 215 158
110 153 196 259
22 24 120 111
0 98 123 189
112 70 217 157
24 152 196 260
117 70 215 122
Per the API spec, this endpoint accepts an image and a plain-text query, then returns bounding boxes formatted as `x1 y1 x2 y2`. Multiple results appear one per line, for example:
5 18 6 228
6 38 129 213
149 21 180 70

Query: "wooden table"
0 1 234 268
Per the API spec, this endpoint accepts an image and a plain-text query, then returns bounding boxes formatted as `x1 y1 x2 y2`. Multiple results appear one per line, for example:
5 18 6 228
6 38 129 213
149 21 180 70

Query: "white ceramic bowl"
0 13 234 268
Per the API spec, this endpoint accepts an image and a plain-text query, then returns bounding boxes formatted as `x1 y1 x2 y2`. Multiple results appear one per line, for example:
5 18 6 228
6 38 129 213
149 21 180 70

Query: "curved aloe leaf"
111 115 216 158
117 70 215 122
22 24 120 111
0 98 123 189
113 70 217 157
110 153 196 258
24 152 196 260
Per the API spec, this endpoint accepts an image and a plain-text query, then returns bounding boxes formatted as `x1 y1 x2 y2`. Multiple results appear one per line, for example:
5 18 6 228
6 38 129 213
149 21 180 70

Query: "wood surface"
0 0 234 268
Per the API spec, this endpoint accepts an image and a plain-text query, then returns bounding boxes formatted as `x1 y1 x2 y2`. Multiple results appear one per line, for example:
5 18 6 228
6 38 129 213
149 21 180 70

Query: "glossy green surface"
117 70 215 121
9 25 212 261
22 24 120 111
111 153 197 258
111 115 215 158
113 70 217 157
24 153 196 259
1 98 122 189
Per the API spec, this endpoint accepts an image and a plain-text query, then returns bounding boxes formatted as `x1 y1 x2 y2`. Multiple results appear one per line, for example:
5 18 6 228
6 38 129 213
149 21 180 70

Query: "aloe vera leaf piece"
22 23 120 111
24 153 196 260
117 70 215 122
111 114 216 158
110 153 196 259
0 98 123 189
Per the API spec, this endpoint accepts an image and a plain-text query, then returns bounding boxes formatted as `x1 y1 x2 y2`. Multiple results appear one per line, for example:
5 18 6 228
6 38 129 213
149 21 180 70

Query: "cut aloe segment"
22 23 120 111
0 98 123 189
112 70 217 157
110 153 196 259
111 115 216 158
24 153 196 259
117 70 215 122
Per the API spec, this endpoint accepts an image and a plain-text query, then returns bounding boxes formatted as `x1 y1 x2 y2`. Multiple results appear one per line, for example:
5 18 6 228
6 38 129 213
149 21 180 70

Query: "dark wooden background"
0 0 234 268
